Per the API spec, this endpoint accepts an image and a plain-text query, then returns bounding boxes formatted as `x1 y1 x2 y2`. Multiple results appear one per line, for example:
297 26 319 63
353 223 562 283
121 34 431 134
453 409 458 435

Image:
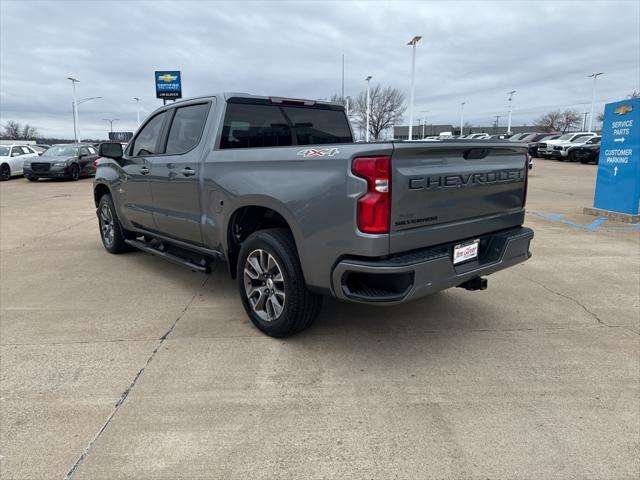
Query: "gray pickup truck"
95 93 533 337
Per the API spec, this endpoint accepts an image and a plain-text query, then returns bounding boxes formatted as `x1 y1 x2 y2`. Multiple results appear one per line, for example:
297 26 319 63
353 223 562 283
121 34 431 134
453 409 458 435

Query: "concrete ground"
1 159 638 480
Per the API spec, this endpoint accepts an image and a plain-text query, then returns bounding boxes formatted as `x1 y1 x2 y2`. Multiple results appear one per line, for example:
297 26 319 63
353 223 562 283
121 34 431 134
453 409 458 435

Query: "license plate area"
453 239 479 265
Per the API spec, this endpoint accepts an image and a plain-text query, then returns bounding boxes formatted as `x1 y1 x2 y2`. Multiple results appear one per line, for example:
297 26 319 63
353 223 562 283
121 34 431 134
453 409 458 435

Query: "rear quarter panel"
201 143 394 290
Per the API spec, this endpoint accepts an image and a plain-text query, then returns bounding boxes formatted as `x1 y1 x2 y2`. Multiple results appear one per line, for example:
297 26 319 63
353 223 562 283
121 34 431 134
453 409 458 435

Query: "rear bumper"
331 226 533 304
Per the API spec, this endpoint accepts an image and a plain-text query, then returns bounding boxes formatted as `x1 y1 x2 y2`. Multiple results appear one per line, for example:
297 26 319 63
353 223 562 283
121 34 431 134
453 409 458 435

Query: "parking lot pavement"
1 161 638 479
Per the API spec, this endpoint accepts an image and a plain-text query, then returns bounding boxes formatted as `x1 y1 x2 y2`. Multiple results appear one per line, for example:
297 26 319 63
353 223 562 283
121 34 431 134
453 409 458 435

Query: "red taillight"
352 156 391 234
522 154 529 207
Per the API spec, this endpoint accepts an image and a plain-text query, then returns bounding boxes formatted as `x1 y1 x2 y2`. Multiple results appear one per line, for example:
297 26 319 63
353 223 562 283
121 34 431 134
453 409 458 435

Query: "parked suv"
23 144 99 181
537 132 597 159
95 93 533 337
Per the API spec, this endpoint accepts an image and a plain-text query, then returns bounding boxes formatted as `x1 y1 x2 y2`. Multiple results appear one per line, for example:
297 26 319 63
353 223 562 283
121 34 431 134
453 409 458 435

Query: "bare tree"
1 121 39 140
535 109 580 133
2 120 22 139
534 111 563 132
352 84 406 140
21 124 39 139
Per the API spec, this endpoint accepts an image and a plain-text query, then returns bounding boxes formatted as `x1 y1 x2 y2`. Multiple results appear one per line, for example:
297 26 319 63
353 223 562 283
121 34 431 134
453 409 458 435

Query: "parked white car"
464 133 490 140
537 132 597 159
0 144 39 180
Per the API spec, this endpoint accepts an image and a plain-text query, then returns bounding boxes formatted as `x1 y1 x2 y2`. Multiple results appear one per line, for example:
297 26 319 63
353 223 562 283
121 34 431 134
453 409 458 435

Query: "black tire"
568 151 578 162
237 228 322 338
97 194 132 254
26 176 38 182
69 163 80 181
0 163 10 181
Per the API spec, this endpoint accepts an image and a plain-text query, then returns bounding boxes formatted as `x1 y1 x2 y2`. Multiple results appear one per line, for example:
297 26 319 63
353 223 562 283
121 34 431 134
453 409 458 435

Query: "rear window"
220 102 352 149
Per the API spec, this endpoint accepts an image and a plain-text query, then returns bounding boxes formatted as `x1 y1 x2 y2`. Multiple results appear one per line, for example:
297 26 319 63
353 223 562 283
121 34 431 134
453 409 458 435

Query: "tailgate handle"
464 148 491 160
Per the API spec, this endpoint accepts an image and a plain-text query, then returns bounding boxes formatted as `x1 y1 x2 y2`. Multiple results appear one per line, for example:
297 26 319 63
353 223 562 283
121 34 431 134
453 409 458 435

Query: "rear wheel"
97 194 132 254
238 228 322 337
69 163 80 181
0 163 10 181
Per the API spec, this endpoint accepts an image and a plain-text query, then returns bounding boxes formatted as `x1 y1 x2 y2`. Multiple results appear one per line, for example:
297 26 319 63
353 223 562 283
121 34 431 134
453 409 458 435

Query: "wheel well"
227 206 293 278
94 184 110 206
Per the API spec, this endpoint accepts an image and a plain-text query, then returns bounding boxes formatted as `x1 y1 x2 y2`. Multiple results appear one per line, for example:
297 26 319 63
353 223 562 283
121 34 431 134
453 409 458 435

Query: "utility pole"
341 54 345 104
587 72 604 132
133 97 142 127
459 102 466 137
506 90 516 135
67 77 80 142
365 76 372 142
494 115 501 134
407 35 422 140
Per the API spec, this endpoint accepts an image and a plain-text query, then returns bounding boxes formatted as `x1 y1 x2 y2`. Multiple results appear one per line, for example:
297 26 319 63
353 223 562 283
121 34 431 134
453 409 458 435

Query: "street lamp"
73 96 101 142
103 118 120 134
420 110 430 138
407 35 422 141
67 77 80 142
133 97 142 127
587 72 604 132
459 102 466 137
365 75 372 142
506 90 516 135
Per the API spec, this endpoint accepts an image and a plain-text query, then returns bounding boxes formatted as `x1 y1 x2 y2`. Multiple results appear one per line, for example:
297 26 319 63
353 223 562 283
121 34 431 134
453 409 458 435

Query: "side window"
11 147 23 157
87 146 97 155
80 147 90 156
131 111 167 156
220 103 292 149
21 146 33 154
165 103 210 155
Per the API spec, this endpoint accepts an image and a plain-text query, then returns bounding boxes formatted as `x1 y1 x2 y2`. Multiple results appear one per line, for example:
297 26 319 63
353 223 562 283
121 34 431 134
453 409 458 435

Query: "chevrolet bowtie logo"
613 105 633 116
158 74 177 82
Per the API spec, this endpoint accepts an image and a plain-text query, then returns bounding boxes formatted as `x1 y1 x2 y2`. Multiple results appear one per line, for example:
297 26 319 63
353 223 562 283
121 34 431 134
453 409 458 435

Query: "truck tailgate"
390 141 527 254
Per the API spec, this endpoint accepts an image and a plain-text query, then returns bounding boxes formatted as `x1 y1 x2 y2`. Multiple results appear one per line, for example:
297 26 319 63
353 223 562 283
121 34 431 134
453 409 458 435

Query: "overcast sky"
1 0 639 139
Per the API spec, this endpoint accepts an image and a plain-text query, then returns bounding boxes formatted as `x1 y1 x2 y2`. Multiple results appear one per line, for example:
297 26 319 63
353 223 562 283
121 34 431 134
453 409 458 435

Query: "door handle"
181 167 196 177
139 166 150 175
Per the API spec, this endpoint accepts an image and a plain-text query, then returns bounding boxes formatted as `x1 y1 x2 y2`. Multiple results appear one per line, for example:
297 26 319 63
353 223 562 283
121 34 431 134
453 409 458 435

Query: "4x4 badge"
297 147 340 158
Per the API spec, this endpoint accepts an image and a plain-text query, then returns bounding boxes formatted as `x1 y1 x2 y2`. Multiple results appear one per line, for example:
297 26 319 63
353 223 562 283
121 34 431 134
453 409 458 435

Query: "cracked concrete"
1 160 639 479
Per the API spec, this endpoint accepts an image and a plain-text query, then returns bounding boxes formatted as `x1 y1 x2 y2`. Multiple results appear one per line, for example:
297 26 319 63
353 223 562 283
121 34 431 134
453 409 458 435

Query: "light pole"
459 102 466 137
75 96 101 141
407 35 422 141
365 75 372 142
103 118 120 135
506 90 516 135
67 77 80 142
587 72 604 132
420 110 430 139
133 97 142 127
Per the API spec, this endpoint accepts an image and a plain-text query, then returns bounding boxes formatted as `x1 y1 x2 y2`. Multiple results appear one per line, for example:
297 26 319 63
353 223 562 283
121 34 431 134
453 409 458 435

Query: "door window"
165 103 210 155
21 146 33 154
11 147 24 157
87 146 97 154
131 111 168 156
80 147 90 157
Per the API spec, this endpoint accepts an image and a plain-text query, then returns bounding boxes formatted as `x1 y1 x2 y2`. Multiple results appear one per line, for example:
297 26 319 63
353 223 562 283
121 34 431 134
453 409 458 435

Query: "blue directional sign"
593 97 640 215
155 70 182 99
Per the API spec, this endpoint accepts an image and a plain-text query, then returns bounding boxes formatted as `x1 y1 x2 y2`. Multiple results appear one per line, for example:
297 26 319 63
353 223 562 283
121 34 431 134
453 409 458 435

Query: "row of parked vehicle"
0 143 101 181
454 131 601 164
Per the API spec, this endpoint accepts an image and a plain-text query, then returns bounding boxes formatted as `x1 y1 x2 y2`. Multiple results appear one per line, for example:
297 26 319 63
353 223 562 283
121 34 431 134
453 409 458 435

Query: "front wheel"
0 163 10 181
237 228 322 337
97 194 132 254
568 151 578 162
69 163 80 181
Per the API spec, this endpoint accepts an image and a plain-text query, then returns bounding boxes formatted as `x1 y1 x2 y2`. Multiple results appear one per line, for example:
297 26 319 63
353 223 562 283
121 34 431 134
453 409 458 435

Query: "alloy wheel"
0 165 10 181
99 203 115 247
243 249 286 322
